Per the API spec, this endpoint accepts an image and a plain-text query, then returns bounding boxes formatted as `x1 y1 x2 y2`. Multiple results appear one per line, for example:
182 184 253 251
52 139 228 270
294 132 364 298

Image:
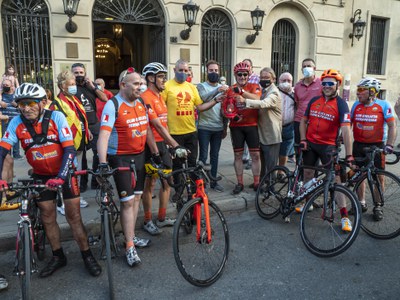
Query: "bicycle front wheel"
354 170 400 239
300 185 361 257
173 198 229 287
102 210 115 300
19 222 32 300
255 166 290 219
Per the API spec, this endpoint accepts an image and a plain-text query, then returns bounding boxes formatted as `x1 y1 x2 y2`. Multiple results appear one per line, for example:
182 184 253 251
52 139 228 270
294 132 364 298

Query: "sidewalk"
0 136 259 251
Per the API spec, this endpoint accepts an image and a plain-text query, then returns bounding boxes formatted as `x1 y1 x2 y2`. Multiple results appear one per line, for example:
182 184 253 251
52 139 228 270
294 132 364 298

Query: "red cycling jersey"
141 89 168 142
304 96 351 146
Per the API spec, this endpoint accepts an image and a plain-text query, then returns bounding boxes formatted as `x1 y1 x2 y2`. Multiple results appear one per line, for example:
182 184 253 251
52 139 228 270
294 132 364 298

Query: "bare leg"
64 197 90 250
37 200 61 251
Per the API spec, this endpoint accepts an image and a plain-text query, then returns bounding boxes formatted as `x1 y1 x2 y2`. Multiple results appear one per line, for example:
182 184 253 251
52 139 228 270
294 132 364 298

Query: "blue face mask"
175 72 188 83
302 67 314 78
68 85 77 95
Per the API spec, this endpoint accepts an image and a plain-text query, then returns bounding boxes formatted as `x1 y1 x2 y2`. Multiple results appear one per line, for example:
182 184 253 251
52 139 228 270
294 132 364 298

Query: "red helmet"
233 62 250 74
321 69 342 85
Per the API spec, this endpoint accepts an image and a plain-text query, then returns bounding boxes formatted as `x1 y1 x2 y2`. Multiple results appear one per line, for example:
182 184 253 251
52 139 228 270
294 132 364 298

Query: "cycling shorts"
145 141 172 169
108 152 145 201
230 126 260 152
31 173 80 202
353 141 385 170
302 141 337 167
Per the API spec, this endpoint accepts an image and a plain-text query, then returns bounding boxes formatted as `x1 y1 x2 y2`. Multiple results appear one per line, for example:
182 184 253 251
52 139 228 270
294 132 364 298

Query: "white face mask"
279 82 291 91
302 67 314 78
140 84 147 93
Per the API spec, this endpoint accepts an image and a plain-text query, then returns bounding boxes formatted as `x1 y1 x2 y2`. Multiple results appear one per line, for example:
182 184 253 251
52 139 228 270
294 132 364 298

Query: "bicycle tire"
102 211 115 300
173 198 229 287
34 210 46 261
300 185 361 257
255 166 290 219
20 222 32 300
353 170 400 239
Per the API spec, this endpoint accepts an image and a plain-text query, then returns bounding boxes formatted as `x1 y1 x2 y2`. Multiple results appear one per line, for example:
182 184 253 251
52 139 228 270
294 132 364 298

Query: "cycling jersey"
227 83 262 127
141 89 168 142
0 110 75 176
350 99 395 143
162 79 203 135
304 95 350 146
100 94 151 155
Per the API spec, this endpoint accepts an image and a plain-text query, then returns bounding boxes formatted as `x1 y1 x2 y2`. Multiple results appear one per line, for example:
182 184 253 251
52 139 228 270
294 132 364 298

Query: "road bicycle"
150 159 229 287
255 150 361 257
73 162 135 300
339 146 400 239
1 179 61 300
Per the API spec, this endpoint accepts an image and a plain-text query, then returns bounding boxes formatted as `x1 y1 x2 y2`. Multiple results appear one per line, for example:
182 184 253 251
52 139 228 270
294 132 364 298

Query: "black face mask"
2 86 11 93
260 80 272 89
207 72 220 83
75 75 85 86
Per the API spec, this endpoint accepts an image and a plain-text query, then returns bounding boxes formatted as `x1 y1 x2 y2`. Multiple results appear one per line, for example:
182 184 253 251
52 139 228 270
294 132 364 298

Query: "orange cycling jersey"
304 95 351 146
351 99 395 143
228 83 262 127
141 89 168 142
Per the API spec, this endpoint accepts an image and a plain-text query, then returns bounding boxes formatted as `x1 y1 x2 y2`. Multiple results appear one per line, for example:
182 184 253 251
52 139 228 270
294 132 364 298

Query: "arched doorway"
271 19 296 79
201 9 232 84
1 0 52 89
92 0 165 89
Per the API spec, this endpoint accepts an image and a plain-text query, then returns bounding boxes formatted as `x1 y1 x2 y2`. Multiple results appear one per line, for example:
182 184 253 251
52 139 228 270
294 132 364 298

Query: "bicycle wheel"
102 210 115 300
353 170 400 239
19 222 32 300
255 166 290 219
173 198 229 287
300 185 361 257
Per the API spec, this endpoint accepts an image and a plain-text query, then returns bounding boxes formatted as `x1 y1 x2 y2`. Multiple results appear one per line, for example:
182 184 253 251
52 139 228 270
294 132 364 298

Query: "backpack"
21 109 60 151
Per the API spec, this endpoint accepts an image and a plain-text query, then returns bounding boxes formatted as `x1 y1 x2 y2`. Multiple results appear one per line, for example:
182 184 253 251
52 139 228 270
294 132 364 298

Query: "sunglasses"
357 87 369 93
120 67 135 82
18 100 39 108
321 81 336 87
156 74 167 80
236 73 248 78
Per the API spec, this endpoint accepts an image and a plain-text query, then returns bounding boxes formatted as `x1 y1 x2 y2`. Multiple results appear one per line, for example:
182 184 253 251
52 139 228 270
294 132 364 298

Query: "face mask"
3 86 11 93
279 82 291 91
95 84 103 91
68 85 77 95
302 67 314 78
175 72 188 83
207 72 220 83
259 80 272 89
75 75 85 86
140 84 147 93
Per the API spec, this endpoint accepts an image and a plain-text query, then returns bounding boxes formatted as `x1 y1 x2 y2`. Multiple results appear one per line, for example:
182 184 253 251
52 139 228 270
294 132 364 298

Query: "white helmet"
357 77 381 93
14 83 46 102
142 62 167 77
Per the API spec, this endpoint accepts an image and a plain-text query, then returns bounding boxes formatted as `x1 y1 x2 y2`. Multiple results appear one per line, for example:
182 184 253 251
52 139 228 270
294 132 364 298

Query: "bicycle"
339 146 400 239
1 179 61 300
255 149 361 257
151 158 229 287
73 161 135 300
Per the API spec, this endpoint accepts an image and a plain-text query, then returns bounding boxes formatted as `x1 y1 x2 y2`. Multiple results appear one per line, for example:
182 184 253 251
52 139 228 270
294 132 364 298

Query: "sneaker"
211 183 224 193
232 183 244 195
373 206 383 221
57 205 65 215
80 198 88 208
143 220 162 235
341 217 352 232
0 274 8 290
295 203 314 213
126 246 141 267
133 236 151 248
156 217 175 228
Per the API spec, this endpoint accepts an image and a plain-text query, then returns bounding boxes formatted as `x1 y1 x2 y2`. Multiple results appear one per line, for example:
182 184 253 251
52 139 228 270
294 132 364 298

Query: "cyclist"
0 83 102 277
350 77 397 219
140 62 186 235
97 68 160 267
299 69 354 232
225 62 262 194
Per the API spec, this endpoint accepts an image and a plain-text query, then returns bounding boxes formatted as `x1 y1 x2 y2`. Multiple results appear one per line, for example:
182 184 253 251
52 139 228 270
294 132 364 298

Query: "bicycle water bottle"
303 178 318 190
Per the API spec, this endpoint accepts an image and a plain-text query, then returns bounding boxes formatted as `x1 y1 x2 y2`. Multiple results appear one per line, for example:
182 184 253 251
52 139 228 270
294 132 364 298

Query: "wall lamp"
113 24 123 40
349 9 366 47
63 0 80 33
180 0 200 40
246 6 265 44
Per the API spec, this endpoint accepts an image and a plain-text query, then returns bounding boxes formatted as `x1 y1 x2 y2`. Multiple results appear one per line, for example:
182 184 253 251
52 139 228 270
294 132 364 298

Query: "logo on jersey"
387 108 392 114
3 131 9 139
122 110 129 115
132 129 142 137
62 127 71 138
372 107 378 112
31 150 58 161
343 113 351 122
102 114 110 123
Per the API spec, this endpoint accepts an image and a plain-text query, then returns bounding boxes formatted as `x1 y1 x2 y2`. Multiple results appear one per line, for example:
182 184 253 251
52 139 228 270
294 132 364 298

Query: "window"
367 17 387 75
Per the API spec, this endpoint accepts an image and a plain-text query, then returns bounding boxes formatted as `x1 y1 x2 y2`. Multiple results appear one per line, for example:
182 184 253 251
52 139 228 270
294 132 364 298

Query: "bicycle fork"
193 179 212 244
14 219 38 276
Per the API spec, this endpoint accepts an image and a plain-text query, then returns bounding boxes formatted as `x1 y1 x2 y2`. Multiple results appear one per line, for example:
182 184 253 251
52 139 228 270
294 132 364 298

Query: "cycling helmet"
14 83 46 102
321 69 343 85
142 62 167 77
233 62 251 74
357 77 381 93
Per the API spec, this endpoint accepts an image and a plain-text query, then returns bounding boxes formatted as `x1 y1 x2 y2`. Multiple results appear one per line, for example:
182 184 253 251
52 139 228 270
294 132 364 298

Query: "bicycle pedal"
0 202 21 211
284 216 291 223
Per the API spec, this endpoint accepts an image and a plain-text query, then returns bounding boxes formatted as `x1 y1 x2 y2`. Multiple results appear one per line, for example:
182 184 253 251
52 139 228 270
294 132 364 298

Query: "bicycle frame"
192 179 212 243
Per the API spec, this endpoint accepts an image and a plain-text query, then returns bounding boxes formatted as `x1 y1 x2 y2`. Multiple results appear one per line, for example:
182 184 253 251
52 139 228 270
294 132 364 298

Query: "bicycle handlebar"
74 167 131 177
385 150 400 165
